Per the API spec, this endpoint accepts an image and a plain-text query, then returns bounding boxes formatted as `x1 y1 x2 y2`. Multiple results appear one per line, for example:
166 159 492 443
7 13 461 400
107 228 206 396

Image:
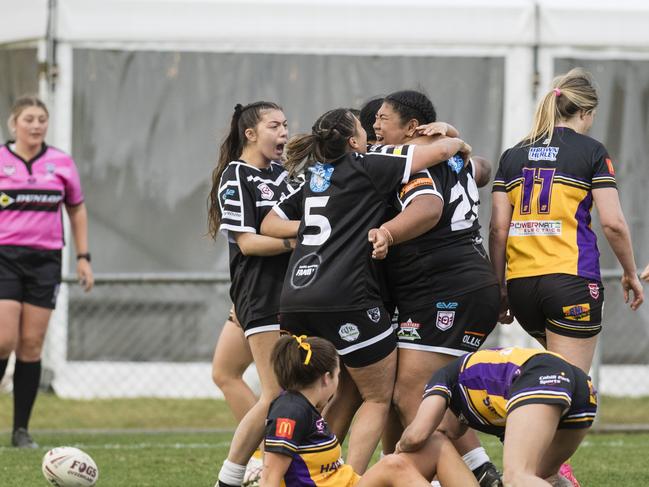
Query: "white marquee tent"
2 0 649 397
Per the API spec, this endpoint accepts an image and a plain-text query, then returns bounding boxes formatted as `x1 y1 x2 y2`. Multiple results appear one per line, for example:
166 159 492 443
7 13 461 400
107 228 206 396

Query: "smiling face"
245 109 288 161
12 106 49 148
373 101 412 145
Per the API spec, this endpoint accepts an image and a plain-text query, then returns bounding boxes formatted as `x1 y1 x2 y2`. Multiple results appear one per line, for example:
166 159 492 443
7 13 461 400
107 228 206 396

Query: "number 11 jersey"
493 127 617 282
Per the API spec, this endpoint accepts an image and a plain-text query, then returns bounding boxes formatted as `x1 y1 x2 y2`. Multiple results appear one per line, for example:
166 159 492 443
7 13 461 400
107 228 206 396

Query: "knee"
15 337 44 361
380 454 413 474
212 364 242 388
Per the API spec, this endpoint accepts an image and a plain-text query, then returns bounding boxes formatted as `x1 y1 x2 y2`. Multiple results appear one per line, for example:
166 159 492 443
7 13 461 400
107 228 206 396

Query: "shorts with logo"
507 273 604 339
508 354 597 430
281 307 396 368
396 284 499 356
0 245 62 309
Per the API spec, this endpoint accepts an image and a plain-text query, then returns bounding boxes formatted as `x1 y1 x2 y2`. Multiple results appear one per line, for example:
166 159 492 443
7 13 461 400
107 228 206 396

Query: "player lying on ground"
261 334 478 487
396 347 597 487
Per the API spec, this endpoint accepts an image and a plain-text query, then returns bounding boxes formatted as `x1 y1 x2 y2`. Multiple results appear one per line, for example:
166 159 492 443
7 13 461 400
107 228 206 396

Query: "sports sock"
462 446 490 471
218 459 246 486
0 358 8 381
12 359 41 431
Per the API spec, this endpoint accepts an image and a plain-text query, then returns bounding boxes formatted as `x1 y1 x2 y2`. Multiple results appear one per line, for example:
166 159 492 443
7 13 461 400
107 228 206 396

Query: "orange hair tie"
293 335 312 365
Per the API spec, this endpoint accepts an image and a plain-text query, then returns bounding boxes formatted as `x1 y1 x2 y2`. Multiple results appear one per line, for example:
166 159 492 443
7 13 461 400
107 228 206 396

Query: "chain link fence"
2 271 647 427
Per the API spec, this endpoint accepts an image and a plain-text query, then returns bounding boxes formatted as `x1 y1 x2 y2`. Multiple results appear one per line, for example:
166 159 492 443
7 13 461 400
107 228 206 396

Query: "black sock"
13 359 41 431
0 358 8 381
218 482 240 487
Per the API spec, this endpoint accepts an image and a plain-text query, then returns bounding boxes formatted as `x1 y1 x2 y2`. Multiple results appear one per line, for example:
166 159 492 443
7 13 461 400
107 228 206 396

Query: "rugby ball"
42 447 99 487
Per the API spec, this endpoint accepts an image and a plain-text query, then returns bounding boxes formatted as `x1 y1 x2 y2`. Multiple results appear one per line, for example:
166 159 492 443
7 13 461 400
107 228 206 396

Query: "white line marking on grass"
0 442 231 452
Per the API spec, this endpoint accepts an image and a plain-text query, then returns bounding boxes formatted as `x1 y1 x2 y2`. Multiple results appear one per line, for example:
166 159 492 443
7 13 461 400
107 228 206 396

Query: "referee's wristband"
76 253 92 262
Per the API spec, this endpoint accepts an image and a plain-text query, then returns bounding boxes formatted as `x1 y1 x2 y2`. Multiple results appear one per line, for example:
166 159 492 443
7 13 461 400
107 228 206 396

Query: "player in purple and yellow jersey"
398 347 597 487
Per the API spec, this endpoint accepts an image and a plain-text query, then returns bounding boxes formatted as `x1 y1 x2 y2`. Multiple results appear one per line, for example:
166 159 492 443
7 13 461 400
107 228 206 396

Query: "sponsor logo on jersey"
309 163 334 193
45 163 56 175
462 331 485 348
605 158 615 176
275 418 296 439
399 177 433 198
538 372 570 386
588 283 600 300
222 210 242 220
587 380 597 405
397 318 421 341
15 194 63 204
320 458 343 473
509 220 561 237
366 307 381 323
528 146 559 162
2 164 15 176
290 253 321 289
339 323 360 342
257 182 275 200
436 302 458 310
0 192 15 208
315 418 326 433
436 311 455 331
562 303 591 321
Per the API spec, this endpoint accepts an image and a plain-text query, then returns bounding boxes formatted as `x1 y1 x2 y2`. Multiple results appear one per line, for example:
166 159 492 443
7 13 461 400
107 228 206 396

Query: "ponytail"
524 68 598 145
284 108 357 179
207 101 282 239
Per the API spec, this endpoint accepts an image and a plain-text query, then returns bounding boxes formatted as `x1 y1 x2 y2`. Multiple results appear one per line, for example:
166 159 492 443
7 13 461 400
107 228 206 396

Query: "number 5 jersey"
493 127 617 282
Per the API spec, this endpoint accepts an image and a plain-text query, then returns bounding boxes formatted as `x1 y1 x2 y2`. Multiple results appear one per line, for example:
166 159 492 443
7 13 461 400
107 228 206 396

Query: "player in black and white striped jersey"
208 101 297 487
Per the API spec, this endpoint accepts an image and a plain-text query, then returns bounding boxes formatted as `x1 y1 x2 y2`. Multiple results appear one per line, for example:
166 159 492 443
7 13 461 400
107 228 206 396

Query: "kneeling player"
396 347 597 487
262 335 478 487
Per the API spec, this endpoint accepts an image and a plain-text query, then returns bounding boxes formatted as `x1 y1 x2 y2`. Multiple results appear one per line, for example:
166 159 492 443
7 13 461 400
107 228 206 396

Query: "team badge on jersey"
366 307 381 323
3 164 15 176
309 163 334 193
257 182 275 200
46 163 56 175
436 311 455 331
275 418 296 439
338 323 360 342
397 319 421 341
588 283 600 300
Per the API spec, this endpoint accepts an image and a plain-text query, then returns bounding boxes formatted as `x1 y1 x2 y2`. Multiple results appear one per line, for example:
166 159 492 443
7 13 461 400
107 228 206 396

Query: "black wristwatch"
76 253 92 262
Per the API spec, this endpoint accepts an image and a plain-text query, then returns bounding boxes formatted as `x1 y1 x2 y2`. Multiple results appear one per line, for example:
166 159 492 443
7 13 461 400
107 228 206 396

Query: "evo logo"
436 302 458 310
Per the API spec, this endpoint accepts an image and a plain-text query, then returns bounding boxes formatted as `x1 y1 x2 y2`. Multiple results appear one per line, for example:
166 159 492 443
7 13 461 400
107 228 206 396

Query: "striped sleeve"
422 365 455 405
491 151 508 193
264 404 309 456
273 181 304 221
591 143 617 189
506 386 573 413
218 163 258 241
397 169 443 210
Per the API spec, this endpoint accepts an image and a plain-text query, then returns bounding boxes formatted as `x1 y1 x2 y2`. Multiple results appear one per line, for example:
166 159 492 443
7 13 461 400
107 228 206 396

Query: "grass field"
1 393 649 486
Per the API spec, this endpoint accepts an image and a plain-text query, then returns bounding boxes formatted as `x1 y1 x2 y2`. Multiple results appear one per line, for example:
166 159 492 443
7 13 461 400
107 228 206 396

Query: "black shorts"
0 245 62 309
396 284 499 356
507 274 604 339
507 354 597 430
281 307 396 368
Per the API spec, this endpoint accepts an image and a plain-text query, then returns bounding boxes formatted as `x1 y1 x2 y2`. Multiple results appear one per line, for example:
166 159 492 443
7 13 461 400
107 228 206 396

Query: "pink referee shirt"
0 143 84 250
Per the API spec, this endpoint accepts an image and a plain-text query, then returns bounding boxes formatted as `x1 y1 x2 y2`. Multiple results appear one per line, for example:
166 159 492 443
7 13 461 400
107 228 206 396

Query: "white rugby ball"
42 446 99 487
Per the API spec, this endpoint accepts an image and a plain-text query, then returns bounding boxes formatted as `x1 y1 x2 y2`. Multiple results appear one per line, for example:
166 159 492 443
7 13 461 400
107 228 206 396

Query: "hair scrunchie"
553 88 562 97
293 335 312 365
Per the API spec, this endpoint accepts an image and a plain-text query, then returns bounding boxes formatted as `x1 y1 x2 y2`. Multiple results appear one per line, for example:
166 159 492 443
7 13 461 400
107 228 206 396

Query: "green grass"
1 431 649 486
2 393 649 486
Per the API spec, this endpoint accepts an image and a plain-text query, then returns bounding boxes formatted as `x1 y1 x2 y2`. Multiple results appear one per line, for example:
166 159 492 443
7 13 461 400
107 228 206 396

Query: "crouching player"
397 347 597 487
262 335 478 487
